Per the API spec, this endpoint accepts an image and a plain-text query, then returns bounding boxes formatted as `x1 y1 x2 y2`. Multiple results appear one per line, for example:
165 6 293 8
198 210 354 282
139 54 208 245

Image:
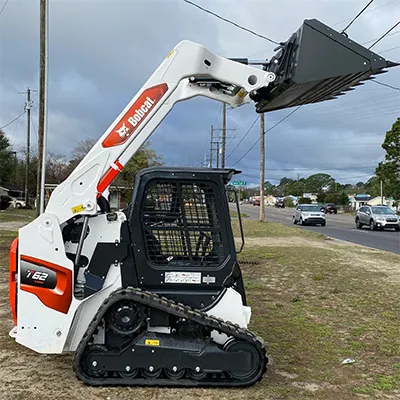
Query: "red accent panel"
102 83 168 148
97 160 123 197
20 255 73 314
9 238 18 325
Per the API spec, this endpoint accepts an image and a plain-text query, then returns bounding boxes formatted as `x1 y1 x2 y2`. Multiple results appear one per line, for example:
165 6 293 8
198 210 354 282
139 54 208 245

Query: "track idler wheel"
224 339 260 380
82 344 108 378
105 300 145 336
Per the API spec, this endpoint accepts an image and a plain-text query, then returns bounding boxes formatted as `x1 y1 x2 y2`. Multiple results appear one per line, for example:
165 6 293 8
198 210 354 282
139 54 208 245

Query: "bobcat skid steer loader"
8 19 397 387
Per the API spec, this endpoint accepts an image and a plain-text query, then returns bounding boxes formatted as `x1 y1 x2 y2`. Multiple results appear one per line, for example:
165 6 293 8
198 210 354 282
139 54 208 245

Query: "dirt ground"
1 220 400 399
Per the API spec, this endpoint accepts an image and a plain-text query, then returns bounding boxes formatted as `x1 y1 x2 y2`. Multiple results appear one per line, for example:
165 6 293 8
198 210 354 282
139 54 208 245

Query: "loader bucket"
255 19 399 113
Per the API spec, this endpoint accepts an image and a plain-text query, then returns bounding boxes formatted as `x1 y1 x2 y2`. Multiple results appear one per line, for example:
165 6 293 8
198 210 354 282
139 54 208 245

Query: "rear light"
9 238 18 325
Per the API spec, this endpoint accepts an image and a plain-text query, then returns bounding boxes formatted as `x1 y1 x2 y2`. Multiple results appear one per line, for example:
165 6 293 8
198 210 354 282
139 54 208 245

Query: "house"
302 193 318 203
0 183 24 199
284 195 298 205
265 195 276 205
44 183 132 210
368 196 396 209
349 194 371 210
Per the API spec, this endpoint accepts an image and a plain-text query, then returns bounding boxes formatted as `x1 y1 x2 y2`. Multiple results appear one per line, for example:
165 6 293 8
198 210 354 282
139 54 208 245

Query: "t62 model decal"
20 255 73 314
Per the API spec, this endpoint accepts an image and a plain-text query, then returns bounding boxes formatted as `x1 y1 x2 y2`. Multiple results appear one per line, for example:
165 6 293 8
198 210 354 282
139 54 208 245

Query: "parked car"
10 197 26 208
275 199 285 208
321 203 337 214
293 204 326 226
0 195 12 210
253 199 260 206
355 205 400 231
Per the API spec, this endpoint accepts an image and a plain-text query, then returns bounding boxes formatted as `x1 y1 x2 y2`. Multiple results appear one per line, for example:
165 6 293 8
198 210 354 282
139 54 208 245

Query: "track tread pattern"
74 287 267 387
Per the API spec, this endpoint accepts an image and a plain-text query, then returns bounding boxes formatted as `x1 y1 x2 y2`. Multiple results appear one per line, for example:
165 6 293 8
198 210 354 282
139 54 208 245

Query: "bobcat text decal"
102 83 169 148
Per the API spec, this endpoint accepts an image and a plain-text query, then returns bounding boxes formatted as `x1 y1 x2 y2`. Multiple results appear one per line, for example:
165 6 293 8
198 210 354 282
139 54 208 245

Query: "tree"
298 197 312 204
46 153 70 184
364 176 380 197
0 130 15 185
119 143 162 185
375 117 400 199
284 198 295 207
316 191 326 203
338 192 349 206
305 173 335 192
264 181 277 195
66 139 162 188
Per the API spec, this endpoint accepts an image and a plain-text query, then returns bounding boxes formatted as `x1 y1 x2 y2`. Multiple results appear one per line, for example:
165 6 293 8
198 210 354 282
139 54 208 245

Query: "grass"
234 226 400 399
0 217 400 399
233 218 326 240
230 209 248 218
0 208 35 223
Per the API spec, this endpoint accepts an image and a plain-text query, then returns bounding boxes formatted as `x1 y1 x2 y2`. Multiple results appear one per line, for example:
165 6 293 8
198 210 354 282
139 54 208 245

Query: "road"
237 204 400 254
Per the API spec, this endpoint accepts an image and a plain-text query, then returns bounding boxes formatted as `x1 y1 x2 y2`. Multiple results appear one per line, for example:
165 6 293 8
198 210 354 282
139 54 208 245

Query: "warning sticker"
145 339 160 346
164 272 201 284
71 204 84 214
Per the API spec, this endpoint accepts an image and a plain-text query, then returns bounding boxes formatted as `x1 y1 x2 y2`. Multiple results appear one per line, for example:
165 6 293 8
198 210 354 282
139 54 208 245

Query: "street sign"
232 181 247 186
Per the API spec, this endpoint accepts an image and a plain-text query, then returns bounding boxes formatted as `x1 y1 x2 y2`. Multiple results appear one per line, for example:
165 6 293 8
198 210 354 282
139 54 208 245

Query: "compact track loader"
9 19 397 387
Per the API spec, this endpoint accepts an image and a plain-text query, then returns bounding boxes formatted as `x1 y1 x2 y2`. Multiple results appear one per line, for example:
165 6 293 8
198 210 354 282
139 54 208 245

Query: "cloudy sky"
1 0 399 187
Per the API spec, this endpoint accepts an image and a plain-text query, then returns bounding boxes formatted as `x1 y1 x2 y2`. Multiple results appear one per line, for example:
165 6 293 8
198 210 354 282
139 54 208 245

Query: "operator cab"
123 167 246 310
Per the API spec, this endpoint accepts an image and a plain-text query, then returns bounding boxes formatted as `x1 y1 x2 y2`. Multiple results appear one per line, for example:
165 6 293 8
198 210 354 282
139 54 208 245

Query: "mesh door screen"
141 180 226 267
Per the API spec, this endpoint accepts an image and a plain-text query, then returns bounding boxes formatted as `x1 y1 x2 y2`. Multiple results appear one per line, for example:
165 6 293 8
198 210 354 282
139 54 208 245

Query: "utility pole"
209 125 213 168
216 142 220 168
259 113 265 222
36 0 49 216
380 180 383 205
25 88 31 206
221 103 226 168
209 121 236 169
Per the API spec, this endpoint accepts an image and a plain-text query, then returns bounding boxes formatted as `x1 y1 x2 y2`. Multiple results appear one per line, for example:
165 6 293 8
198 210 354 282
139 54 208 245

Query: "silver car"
356 205 400 231
293 204 326 226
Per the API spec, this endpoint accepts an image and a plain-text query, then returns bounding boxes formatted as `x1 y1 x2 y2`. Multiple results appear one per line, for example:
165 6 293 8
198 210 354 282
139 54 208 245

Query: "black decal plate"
20 261 57 289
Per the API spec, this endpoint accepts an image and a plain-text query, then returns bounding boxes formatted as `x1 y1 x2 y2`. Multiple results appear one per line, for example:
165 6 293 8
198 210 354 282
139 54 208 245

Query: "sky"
0 0 399 187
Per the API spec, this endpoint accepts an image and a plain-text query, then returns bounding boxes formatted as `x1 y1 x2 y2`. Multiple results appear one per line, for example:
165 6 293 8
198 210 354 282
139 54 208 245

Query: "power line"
31 111 39 141
232 107 301 167
369 20 400 49
333 0 400 27
362 29 400 45
225 116 259 160
0 0 9 17
372 80 400 91
182 0 279 45
379 44 400 54
0 111 26 130
341 0 374 33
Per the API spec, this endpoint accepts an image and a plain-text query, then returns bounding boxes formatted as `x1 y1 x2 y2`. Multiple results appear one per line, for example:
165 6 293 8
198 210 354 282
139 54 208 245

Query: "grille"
141 180 226 267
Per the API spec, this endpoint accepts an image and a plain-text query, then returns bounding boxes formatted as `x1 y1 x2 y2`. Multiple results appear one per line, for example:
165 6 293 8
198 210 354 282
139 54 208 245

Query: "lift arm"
45 19 398 224
46 40 276 223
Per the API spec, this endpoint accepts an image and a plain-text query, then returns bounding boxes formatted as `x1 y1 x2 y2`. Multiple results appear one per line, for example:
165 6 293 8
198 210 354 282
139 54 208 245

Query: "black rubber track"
74 287 268 387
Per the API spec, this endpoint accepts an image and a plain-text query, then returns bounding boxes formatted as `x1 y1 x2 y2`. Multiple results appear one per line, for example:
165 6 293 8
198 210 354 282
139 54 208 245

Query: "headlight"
376 217 385 222
302 213 309 217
